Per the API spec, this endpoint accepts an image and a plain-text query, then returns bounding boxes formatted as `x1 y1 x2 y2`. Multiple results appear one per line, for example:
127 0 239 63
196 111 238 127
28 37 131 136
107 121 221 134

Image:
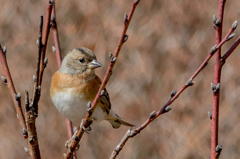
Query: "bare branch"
64 0 141 158
0 44 27 138
109 22 237 159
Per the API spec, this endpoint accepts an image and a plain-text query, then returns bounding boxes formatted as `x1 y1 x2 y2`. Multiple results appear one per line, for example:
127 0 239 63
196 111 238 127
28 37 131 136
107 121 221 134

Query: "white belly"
51 90 105 125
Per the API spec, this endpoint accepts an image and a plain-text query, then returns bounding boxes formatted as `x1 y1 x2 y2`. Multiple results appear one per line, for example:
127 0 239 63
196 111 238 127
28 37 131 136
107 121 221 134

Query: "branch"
0 45 27 138
50 3 76 158
39 0 54 85
211 0 226 158
64 0 141 158
109 21 238 159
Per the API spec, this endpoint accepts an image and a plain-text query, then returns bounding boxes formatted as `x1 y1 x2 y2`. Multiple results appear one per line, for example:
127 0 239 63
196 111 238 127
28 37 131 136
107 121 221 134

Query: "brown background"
0 0 240 159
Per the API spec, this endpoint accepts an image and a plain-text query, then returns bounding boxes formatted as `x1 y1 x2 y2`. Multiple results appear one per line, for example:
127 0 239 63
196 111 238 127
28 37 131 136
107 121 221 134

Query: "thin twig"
50 3 76 159
0 45 28 138
211 0 226 159
109 22 238 159
39 0 54 85
64 0 141 158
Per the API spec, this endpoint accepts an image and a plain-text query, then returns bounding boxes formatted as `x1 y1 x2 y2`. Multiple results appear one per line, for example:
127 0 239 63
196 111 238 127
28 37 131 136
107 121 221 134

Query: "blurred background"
0 0 240 158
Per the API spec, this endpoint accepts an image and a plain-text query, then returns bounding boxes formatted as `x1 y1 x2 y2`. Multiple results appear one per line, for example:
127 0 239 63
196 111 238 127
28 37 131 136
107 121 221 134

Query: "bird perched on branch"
50 47 133 128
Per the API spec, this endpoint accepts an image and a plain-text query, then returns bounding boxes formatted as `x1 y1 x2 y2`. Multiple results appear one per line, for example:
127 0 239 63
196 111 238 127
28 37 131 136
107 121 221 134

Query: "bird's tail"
107 112 134 129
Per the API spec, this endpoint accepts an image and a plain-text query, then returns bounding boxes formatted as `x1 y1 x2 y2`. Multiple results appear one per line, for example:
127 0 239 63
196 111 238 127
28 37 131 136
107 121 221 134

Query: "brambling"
50 47 133 128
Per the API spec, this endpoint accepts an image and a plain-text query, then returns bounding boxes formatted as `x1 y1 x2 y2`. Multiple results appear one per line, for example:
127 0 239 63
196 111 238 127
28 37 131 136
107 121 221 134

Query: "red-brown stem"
221 36 240 64
65 1 141 158
50 4 76 158
39 0 53 85
211 1 226 159
0 45 27 138
109 23 237 159
25 91 41 159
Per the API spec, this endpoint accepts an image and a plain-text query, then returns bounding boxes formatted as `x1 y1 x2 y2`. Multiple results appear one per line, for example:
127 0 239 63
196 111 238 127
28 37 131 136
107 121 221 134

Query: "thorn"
226 33 236 41
149 111 157 120
210 44 218 55
208 111 212 120
123 34 128 43
164 106 172 113
52 46 56 53
15 92 21 101
232 20 238 30
170 90 177 98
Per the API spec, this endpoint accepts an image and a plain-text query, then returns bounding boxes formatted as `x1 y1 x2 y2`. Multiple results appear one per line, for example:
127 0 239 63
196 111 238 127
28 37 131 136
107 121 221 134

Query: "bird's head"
60 47 102 74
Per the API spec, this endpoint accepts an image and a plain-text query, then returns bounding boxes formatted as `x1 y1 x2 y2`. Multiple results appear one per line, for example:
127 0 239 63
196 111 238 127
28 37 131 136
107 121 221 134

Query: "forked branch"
109 21 239 159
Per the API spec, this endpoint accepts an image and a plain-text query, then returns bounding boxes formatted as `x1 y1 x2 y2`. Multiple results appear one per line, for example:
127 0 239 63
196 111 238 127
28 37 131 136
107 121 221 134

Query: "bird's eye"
79 58 85 63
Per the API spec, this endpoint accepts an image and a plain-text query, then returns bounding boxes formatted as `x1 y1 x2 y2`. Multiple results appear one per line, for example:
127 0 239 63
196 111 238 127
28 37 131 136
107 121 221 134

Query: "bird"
50 47 133 129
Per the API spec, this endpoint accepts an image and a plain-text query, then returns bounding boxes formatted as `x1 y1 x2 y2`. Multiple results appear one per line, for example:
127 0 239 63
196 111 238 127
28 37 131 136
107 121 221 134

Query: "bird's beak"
88 59 102 69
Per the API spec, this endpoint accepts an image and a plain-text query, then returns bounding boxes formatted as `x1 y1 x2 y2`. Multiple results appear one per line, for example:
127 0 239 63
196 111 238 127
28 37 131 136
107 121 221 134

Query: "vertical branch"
23 16 45 159
211 0 226 159
50 3 76 158
65 0 141 158
0 45 27 138
25 91 41 159
39 0 54 85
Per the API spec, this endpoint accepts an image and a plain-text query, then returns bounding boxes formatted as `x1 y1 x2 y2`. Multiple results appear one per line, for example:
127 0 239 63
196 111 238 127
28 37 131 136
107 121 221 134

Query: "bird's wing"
95 76 111 114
